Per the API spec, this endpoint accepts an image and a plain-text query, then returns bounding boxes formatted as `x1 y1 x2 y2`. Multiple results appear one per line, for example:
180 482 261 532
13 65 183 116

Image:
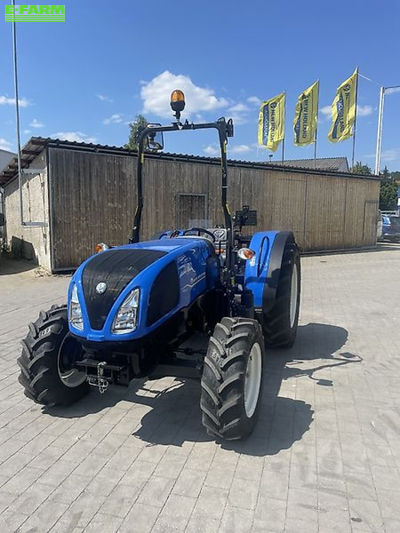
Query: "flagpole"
282 91 286 163
314 80 320 168
351 67 359 170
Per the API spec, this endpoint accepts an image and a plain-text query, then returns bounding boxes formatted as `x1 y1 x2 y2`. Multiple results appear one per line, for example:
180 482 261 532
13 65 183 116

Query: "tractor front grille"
82 249 166 330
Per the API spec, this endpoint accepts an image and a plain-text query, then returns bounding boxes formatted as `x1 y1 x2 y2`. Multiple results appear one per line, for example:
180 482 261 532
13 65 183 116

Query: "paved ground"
1 246 400 532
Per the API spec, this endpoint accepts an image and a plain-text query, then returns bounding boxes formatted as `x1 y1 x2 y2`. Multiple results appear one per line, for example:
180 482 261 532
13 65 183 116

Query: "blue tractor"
18 90 301 440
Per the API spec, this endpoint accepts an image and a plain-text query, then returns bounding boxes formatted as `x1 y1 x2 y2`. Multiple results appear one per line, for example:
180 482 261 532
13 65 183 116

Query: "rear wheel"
263 240 301 348
200 317 264 440
18 305 89 406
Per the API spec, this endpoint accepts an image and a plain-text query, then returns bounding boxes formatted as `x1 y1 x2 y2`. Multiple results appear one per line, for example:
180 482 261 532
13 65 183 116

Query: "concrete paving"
0 246 400 532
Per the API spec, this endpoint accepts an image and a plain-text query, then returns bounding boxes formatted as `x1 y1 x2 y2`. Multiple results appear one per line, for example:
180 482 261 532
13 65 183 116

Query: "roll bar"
131 117 234 270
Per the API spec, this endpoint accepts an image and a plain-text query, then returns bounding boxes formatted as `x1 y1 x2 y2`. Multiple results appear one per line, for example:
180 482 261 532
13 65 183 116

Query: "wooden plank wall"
49 148 380 270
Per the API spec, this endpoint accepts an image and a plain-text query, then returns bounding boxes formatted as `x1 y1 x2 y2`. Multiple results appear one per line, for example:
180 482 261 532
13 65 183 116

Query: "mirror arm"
131 133 147 243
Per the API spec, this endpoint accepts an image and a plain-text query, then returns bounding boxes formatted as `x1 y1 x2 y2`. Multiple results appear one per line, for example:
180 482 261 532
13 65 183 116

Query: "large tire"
18 305 89 407
200 317 264 440
263 240 301 348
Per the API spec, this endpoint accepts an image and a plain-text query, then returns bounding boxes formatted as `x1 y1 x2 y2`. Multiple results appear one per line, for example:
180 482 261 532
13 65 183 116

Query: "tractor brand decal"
95 282 107 295
4 5 65 22
178 254 206 291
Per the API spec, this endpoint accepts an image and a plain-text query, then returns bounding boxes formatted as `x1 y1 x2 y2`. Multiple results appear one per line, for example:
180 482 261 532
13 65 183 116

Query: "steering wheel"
182 227 216 242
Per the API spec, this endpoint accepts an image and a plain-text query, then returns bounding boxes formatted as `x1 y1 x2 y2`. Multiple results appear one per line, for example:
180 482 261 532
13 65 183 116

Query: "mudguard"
244 231 295 314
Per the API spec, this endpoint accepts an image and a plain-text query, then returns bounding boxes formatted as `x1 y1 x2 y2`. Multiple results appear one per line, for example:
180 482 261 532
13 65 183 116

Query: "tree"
377 165 398 211
390 170 400 182
380 180 398 210
125 115 148 151
351 161 372 175
381 165 390 179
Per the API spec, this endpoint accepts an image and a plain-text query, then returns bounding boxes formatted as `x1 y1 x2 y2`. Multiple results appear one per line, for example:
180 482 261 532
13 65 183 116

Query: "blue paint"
244 231 279 308
68 238 215 342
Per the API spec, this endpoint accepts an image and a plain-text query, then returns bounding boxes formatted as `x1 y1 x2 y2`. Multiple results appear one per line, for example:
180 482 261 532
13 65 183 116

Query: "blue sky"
1 0 400 170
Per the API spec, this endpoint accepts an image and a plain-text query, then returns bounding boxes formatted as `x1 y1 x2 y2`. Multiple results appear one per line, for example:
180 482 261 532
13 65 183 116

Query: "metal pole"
281 92 286 163
314 80 320 168
351 67 359 170
375 86 385 175
11 0 24 226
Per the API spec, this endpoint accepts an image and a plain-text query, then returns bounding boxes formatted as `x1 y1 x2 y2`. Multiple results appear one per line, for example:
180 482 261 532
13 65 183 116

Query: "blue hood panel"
68 238 217 341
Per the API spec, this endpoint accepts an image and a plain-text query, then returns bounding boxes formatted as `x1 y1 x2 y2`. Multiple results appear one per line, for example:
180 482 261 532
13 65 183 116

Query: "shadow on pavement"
43 322 362 456
0 254 37 276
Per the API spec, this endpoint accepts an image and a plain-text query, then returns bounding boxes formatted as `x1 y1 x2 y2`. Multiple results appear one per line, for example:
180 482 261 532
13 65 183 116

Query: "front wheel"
18 305 89 406
200 317 264 440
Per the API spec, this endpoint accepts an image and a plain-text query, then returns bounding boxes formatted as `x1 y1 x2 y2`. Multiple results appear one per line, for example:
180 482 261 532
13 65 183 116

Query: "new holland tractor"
18 90 301 440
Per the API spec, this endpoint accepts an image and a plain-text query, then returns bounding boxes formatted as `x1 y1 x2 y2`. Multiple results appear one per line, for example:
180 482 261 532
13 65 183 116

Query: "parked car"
380 214 400 242
377 211 383 241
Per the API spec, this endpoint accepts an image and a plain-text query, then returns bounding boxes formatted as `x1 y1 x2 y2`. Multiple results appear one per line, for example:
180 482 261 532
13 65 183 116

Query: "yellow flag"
328 68 358 143
293 81 319 146
258 92 285 152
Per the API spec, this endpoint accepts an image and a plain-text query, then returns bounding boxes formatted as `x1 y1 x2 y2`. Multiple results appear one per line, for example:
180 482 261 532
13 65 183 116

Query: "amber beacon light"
170 90 185 120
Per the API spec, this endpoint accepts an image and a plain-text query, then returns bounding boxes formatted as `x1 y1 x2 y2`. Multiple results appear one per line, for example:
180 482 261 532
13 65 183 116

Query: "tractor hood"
68 238 218 342
81 248 167 330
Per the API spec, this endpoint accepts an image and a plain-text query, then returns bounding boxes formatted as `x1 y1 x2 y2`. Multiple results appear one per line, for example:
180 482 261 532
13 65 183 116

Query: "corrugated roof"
274 157 349 172
0 137 379 186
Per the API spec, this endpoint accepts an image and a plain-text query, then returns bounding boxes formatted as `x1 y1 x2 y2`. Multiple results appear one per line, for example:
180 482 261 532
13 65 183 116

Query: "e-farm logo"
5 5 65 22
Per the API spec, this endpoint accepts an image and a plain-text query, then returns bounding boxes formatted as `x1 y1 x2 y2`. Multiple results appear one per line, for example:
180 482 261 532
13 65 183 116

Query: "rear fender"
244 231 295 312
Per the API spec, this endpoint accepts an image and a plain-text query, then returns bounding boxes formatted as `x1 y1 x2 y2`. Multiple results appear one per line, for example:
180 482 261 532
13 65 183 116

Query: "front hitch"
74 358 131 391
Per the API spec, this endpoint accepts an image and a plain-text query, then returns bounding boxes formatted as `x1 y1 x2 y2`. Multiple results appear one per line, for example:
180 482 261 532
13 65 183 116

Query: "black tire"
200 317 265 440
18 305 89 407
263 240 301 348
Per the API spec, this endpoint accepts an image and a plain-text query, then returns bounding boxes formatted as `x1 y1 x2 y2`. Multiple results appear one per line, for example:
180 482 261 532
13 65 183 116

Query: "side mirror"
226 119 234 138
0 213 4 227
146 124 164 152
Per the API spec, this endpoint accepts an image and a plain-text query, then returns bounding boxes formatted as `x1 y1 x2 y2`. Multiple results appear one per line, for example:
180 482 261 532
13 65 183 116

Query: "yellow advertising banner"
328 68 358 143
258 92 285 152
293 81 319 146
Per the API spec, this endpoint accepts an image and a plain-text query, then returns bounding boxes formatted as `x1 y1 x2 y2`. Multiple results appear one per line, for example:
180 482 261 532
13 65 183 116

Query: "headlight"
69 284 83 331
112 288 139 334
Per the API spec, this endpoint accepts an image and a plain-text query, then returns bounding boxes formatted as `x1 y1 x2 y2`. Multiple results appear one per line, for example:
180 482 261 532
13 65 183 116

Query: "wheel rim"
289 263 299 329
57 335 87 388
244 343 262 418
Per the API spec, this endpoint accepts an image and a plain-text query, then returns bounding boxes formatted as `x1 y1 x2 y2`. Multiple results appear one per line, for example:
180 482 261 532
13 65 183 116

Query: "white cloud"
103 113 124 125
229 103 249 113
203 144 219 156
204 143 252 156
357 105 373 117
247 96 261 106
0 95 30 107
96 94 113 102
227 102 250 125
0 138 12 151
51 131 97 143
29 118 44 128
141 71 229 118
23 129 31 135
229 144 252 154
386 87 400 95
320 105 331 117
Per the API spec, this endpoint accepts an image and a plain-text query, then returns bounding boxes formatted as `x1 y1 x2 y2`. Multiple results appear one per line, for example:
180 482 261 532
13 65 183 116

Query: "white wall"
3 151 51 270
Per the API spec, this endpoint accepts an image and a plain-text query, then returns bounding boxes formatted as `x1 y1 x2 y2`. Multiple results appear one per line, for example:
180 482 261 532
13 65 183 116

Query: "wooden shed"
0 137 380 272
